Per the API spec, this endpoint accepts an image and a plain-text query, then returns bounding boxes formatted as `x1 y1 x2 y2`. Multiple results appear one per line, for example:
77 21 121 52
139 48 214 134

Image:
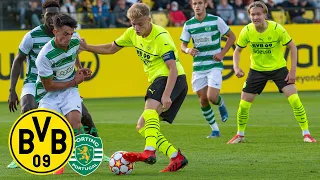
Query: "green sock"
201 105 219 131
288 94 309 131
237 99 252 136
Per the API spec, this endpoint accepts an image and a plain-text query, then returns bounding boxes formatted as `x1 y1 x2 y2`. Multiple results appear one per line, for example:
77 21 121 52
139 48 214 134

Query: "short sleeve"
19 32 33 55
217 17 230 36
73 31 81 39
114 28 133 47
157 33 177 61
276 24 292 46
180 23 190 43
36 51 53 78
236 26 249 48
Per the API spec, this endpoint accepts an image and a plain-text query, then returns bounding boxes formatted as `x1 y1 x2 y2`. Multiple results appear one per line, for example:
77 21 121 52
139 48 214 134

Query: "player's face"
53 26 74 48
131 16 152 36
43 12 59 30
192 0 207 15
249 7 267 27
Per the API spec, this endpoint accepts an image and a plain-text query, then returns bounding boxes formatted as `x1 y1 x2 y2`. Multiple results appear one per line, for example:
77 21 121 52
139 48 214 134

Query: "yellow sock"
142 109 159 150
288 94 308 131
139 127 177 158
157 131 178 158
237 99 252 136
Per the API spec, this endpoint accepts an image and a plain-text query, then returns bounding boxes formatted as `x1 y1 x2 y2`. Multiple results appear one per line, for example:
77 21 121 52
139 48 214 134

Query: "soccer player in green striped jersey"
180 0 236 138
80 3 188 172
7 0 109 169
228 1 316 144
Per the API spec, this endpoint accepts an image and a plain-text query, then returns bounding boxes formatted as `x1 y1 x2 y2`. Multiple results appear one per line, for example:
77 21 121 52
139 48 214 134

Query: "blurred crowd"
3 0 320 30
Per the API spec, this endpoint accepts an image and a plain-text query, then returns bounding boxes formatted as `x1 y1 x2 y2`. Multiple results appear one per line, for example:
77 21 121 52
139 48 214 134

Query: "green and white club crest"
69 134 103 176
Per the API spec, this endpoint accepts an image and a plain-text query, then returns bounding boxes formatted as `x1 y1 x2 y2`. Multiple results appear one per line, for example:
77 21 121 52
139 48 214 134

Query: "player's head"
53 14 77 48
42 0 60 30
247 1 268 27
127 3 152 37
191 0 207 16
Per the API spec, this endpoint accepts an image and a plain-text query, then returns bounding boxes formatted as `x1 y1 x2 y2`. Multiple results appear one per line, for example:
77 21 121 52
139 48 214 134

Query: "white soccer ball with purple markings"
109 151 135 175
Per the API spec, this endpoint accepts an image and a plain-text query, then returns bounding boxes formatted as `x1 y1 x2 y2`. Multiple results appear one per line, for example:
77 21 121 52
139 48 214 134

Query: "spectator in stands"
77 0 95 28
232 0 250 25
217 0 235 25
265 0 277 19
27 0 42 28
113 0 131 27
92 0 110 28
19 0 30 29
286 0 314 23
169 1 187 27
60 0 77 21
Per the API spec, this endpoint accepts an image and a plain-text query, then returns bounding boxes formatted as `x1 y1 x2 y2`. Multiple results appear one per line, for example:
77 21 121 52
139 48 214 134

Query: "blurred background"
0 0 319 30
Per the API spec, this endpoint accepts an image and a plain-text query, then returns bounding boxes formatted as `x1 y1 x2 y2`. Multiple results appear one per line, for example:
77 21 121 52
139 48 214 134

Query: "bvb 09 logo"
8 109 74 175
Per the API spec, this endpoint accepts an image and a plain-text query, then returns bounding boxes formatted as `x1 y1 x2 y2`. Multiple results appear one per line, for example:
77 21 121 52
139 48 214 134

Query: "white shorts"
20 83 36 99
38 87 82 116
192 68 223 92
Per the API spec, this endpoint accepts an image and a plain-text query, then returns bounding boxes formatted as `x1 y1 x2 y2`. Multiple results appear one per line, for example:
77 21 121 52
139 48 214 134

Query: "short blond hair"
127 3 150 20
247 1 268 15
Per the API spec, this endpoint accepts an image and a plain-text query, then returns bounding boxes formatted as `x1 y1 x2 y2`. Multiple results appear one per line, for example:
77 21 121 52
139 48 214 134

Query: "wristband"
185 48 190 54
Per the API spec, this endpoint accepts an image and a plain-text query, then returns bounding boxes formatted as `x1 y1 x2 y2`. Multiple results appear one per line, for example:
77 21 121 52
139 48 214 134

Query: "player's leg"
196 87 220 138
273 68 316 142
193 72 220 138
207 68 228 122
228 69 267 144
8 84 38 169
81 103 110 161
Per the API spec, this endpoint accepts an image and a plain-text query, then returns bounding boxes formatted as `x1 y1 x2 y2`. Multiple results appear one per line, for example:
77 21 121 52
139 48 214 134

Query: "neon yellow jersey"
115 23 185 83
237 21 292 71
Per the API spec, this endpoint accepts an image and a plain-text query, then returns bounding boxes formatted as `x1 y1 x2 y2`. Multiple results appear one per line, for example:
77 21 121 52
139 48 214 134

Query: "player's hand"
213 52 225 61
234 66 245 78
8 90 19 112
79 38 88 52
285 70 296 84
187 48 199 57
74 70 85 85
161 94 172 112
79 68 92 80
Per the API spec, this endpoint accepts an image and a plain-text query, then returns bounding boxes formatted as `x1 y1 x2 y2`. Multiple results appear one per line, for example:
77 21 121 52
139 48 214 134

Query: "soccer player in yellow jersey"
228 1 317 144
80 3 188 172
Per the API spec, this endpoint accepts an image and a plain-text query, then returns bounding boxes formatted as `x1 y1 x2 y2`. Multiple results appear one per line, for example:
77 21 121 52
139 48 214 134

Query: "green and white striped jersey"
35 37 80 102
180 14 230 73
19 25 54 84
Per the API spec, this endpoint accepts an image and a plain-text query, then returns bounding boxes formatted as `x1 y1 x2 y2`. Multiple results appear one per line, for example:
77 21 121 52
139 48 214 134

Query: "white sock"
144 146 156 151
302 129 310 136
170 151 178 158
210 122 219 131
237 131 245 136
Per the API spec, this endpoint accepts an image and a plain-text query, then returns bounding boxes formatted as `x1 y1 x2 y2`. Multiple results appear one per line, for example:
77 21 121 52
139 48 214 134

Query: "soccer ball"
109 151 135 175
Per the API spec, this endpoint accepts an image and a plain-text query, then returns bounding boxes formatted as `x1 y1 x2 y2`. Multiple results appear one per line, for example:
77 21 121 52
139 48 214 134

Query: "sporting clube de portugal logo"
68 134 103 176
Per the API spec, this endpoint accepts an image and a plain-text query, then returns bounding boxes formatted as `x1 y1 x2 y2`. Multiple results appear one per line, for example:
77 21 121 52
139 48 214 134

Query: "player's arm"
233 46 245 78
8 52 27 112
180 42 199 56
40 71 84 92
219 30 236 58
81 40 122 54
162 51 178 110
285 41 297 83
75 55 82 69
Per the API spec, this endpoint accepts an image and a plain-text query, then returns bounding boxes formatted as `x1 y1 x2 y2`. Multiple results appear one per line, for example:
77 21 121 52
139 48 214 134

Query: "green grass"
0 92 319 179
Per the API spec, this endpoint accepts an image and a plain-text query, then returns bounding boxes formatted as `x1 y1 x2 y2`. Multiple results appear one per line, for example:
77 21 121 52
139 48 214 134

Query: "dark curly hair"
42 0 60 9
53 13 78 29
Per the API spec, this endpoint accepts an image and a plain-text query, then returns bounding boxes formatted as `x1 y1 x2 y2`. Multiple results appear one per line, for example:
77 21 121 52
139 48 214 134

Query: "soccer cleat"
218 104 228 122
160 149 188 172
7 160 19 169
303 134 317 143
227 134 245 144
103 154 110 162
123 150 156 164
53 167 64 175
207 131 221 138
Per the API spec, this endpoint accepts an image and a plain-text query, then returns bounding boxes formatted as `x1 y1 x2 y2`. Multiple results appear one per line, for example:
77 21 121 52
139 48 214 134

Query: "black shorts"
243 67 291 94
145 75 188 124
